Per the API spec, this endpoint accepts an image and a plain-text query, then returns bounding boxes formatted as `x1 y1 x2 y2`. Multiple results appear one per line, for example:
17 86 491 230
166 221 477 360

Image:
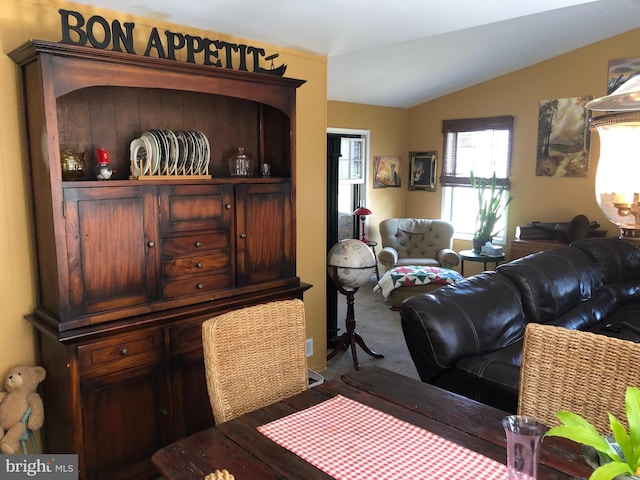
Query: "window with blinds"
440 116 514 243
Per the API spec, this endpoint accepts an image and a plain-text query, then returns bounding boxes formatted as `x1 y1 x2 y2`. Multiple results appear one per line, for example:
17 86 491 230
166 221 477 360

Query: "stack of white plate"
130 129 210 177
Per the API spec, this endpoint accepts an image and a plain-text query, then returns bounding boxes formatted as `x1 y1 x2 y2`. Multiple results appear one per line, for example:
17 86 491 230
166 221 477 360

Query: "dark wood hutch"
9 40 309 479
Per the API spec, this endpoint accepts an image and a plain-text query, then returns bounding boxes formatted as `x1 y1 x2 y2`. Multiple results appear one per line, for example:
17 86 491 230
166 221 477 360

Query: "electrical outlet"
306 338 313 357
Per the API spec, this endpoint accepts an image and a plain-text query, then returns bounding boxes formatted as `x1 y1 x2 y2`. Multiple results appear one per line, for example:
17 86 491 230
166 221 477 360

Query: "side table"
366 241 380 281
459 249 506 276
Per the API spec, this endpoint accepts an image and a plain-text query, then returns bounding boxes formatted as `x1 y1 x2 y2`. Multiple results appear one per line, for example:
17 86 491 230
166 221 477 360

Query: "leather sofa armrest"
378 246 398 270
400 272 525 372
437 248 460 268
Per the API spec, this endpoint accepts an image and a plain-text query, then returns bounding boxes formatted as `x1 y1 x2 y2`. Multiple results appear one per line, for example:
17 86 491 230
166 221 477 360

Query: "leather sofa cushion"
571 237 640 283
497 247 602 323
455 340 522 400
546 287 616 330
400 272 525 369
585 300 640 341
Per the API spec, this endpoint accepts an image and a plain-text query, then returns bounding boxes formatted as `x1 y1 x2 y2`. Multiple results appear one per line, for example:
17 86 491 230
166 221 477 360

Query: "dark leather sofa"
400 237 640 412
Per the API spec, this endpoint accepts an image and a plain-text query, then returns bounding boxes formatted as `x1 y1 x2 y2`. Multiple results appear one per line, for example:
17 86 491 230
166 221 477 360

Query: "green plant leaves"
627 387 640 449
544 387 640 480
470 171 513 239
590 461 633 480
546 411 618 458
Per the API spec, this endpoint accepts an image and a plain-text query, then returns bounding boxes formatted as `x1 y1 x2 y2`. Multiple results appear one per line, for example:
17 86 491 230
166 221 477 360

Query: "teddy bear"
0 365 46 454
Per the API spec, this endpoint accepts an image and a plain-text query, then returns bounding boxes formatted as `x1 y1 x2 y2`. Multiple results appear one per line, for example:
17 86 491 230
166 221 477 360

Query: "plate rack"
130 129 212 180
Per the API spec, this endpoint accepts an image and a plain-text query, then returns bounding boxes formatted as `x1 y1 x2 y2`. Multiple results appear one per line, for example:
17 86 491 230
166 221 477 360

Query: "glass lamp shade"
591 113 640 237
586 75 640 111
327 239 376 289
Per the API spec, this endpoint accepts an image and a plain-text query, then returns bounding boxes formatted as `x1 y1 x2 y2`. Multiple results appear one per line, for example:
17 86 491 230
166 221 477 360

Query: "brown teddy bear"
0 365 46 454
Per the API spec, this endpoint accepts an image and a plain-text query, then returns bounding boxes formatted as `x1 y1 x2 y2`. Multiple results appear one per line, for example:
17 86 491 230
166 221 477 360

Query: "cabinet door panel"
81 366 170 479
236 183 294 285
178 357 215 435
159 184 233 233
64 186 159 317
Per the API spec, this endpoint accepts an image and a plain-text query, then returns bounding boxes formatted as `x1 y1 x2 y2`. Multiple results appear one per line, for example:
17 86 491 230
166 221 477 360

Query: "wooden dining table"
152 366 592 479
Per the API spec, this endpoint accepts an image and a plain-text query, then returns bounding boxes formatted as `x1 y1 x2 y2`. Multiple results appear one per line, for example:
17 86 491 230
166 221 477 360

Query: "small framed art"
409 151 437 191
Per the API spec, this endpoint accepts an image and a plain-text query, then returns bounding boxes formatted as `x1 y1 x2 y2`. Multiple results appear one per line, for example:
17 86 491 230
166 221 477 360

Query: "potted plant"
545 386 640 480
471 171 513 252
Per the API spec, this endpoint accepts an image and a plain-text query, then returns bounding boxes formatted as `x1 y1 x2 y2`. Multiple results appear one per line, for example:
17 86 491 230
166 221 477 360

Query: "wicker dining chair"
518 323 640 434
202 299 308 424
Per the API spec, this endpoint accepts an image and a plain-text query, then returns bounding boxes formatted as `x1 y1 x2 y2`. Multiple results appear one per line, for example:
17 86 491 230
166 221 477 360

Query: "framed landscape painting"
607 56 640 94
535 96 592 177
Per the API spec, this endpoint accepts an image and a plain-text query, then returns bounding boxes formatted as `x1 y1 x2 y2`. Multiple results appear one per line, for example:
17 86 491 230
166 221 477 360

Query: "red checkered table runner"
258 394 508 480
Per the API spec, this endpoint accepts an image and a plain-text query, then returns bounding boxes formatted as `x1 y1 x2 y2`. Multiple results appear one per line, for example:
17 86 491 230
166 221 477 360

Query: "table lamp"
327 239 384 369
353 206 372 243
587 76 640 239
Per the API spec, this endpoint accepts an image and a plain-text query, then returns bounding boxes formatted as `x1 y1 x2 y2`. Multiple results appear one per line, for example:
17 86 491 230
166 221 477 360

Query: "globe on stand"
327 239 384 370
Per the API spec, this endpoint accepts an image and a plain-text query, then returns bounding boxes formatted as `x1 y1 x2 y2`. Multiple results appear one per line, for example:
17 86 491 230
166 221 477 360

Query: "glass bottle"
95 148 113 180
61 149 85 181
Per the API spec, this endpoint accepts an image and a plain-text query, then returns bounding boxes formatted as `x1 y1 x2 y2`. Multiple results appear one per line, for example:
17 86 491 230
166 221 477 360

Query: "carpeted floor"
318 278 420 382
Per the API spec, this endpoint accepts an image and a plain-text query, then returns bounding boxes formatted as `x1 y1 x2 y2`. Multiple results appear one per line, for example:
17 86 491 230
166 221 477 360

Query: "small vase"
473 237 490 253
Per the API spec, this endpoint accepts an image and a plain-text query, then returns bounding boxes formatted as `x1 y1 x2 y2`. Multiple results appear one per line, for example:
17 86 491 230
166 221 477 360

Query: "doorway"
326 128 370 348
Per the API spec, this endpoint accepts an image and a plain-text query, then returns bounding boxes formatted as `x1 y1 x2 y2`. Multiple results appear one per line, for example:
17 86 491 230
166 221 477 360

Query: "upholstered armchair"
378 218 460 271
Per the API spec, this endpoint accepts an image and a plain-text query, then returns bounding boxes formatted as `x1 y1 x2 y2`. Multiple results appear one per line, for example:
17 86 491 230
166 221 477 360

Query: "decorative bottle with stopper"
95 148 113 180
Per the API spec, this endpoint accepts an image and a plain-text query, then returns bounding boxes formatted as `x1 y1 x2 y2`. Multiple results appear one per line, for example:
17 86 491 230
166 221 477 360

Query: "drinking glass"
502 415 547 480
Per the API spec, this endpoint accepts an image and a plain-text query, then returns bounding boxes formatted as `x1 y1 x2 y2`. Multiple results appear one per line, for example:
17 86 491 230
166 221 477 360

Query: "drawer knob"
160 409 168 416
225 204 232 209
120 347 128 356
195 241 202 247
196 262 203 268
196 283 204 289
147 241 155 248
240 233 247 238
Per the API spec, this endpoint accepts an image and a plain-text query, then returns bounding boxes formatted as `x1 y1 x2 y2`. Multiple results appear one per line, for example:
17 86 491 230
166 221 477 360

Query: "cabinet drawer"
78 330 164 377
163 271 233 298
162 251 231 278
162 233 229 256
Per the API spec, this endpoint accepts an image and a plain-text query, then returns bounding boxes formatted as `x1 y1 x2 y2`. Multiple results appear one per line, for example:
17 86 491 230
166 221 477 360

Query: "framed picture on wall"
607 56 640 94
408 151 437 191
373 156 401 188
535 97 592 177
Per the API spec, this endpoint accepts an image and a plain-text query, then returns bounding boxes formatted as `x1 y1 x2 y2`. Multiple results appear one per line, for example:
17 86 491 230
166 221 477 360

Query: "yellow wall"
0 1 328 371
330 28 640 277
4 3 639 375
327 102 408 247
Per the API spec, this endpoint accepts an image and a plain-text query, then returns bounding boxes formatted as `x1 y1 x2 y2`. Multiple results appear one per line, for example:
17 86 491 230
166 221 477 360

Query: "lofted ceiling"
72 0 640 108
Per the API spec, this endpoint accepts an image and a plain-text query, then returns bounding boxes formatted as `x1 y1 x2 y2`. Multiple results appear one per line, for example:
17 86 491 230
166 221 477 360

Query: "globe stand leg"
327 284 384 370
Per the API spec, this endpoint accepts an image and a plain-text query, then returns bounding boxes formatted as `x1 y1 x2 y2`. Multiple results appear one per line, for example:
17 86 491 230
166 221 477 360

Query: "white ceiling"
73 0 640 107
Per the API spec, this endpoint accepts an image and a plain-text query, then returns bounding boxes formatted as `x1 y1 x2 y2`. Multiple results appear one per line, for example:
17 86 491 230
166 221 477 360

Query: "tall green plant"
545 386 640 480
471 171 513 240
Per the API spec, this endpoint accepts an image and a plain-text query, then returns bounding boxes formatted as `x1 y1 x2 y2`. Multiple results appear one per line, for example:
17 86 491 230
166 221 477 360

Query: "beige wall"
1 1 328 371
330 28 640 277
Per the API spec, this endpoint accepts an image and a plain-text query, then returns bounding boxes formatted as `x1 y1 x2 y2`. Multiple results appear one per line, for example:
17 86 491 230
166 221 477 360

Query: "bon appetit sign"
59 9 287 76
